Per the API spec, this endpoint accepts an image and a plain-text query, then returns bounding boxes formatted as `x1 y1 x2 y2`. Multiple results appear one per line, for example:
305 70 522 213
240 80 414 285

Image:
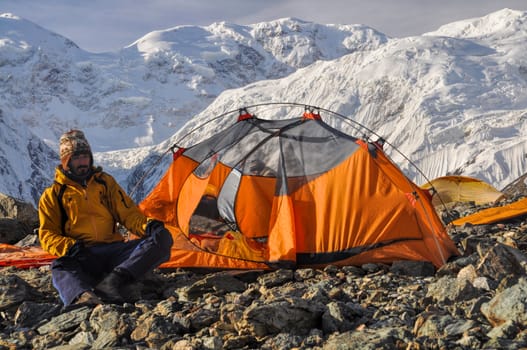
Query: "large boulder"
0 193 39 229
0 193 39 243
481 277 527 327
0 218 30 244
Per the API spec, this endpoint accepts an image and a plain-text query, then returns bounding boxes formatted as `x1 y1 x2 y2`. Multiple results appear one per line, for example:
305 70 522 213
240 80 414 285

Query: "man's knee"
141 226 173 261
51 256 79 271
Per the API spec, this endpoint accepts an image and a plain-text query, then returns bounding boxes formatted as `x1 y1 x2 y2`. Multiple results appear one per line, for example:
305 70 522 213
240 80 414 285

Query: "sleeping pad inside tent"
138 109 459 269
0 108 459 269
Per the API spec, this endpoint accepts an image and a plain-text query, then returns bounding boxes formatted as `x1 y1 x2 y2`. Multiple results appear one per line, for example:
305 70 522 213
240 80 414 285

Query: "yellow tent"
421 175 503 206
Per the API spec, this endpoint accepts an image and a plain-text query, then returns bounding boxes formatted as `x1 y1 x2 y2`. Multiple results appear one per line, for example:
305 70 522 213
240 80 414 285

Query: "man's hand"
145 219 165 236
145 219 167 244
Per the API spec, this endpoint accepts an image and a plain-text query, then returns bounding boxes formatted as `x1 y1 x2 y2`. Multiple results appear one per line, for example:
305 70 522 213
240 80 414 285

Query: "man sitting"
38 130 173 306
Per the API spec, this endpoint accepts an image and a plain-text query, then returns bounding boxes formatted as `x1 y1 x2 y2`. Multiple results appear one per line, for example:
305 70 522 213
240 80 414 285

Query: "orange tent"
139 110 459 269
0 108 459 269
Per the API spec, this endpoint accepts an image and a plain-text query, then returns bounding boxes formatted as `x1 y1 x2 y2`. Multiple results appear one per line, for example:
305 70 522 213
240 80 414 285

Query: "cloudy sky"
3 0 527 52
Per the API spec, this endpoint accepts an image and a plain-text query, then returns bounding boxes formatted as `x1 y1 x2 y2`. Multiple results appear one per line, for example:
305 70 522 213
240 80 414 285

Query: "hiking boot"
74 290 103 306
119 280 144 303
95 271 126 304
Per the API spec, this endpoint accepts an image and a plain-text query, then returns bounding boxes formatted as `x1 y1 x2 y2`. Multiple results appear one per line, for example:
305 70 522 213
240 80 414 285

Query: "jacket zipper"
84 181 101 242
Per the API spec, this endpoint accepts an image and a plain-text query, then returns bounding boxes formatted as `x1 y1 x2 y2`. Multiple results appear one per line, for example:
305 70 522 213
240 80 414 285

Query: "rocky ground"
2 191 527 349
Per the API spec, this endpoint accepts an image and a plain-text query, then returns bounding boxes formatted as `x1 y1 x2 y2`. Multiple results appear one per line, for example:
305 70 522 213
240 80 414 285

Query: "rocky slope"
2 188 527 349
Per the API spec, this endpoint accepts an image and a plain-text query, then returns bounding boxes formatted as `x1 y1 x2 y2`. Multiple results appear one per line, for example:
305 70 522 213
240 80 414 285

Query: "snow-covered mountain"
2 9 527 207
129 8 527 200
0 13 386 150
0 13 387 204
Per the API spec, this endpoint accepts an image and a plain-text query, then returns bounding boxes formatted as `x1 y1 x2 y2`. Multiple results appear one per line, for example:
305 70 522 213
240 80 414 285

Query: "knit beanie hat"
59 130 92 171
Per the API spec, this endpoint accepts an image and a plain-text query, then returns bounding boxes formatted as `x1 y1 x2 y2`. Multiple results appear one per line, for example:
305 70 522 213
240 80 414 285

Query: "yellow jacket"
38 166 149 257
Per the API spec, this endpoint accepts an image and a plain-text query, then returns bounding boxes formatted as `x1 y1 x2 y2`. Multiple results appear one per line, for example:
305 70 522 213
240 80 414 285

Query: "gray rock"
187 306 220 331
37 306 92 334
323 327 410 350
222 334 258 349
0 274 43 310
390 260 436 276
341 264 366 276
68 331 95 347
476 243 527 281
15 233 40 246
0 192 39 229
89 304 133 339
425 275 480 304
414 313 454 338
481 277 527 326
92 329 119 349
0 218 30 244
444 318 478 337
14 301 61 328
361 263 383 273
321 301 365 334
130 313 182 348
486 320 519 340
257 268 294 287
260 332 303 349
236 297 325 336
294 267 318 281
183 272 247 300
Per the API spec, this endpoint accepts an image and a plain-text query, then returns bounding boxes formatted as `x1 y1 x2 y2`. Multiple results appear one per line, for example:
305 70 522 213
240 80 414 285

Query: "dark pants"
51 229 173 306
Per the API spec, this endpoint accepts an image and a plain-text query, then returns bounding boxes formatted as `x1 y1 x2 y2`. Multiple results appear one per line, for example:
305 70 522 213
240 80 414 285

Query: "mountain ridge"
160 8 527 191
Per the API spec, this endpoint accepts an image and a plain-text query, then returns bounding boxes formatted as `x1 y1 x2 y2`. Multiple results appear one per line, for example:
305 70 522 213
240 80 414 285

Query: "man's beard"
72 165 90 177
67 164 93 184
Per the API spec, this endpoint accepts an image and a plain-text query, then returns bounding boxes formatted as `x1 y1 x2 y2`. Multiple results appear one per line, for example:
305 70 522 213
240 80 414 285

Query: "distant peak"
272 17 310 23
425 8 527 40
0 12 81 52
0 13 20 19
